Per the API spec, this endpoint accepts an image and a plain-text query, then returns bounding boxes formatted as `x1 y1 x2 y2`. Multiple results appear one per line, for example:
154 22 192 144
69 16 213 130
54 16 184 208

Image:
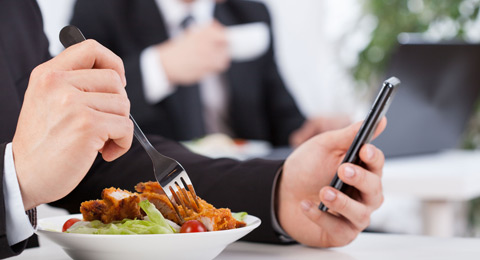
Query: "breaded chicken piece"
80 187 143 223
178 188 246 230
136 182 246 230
135 181 165 195
80 199 107 222
136 181 183 223
81 182 246 230
192 208 246 231
139 192 182 224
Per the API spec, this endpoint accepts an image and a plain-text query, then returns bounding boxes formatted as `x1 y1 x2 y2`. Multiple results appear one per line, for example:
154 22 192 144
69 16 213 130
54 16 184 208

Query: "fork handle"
130 114 158 159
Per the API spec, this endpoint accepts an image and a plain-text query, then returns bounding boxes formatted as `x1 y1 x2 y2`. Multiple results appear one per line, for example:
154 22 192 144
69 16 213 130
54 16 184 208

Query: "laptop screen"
372 42 480 158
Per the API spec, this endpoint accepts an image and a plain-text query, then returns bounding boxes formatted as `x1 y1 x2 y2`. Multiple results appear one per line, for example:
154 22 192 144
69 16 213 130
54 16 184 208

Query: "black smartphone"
318 76 400 212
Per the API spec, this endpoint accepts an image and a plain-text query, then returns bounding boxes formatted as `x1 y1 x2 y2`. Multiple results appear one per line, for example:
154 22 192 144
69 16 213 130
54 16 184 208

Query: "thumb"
320 117 387 150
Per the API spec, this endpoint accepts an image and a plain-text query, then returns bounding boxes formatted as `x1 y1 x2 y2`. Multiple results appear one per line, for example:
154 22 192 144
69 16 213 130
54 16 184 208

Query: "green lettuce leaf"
67 200 175 235
232 212 248 222
139 199 176 233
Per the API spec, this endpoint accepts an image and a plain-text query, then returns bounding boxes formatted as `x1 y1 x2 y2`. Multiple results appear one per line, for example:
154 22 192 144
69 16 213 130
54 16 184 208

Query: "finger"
318 187 372 231
358 143 385 176
321 117 387 150
91 111 133 161
290 123 316 147
211 19 226 30
209 20 228 42
52 39 126 85
80 92 130 117
101 138 132 162
214 50 231 71
63 69 127 95
299 199 358 246
289 131 303 147
289 131 302 147
371 116 387 141
337 163 384 208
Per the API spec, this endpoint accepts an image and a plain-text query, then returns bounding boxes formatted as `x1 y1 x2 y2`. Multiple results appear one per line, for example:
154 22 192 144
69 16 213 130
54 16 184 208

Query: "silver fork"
59 25 200 224
130 116 200 222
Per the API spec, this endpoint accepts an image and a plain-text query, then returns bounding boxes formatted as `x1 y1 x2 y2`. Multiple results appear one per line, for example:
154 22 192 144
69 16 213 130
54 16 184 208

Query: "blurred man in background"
71 0 349 147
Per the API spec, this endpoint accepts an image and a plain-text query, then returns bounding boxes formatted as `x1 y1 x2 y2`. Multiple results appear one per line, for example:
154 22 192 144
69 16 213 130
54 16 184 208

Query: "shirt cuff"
3 143 35 246
270 166 295 242
139 45 175 104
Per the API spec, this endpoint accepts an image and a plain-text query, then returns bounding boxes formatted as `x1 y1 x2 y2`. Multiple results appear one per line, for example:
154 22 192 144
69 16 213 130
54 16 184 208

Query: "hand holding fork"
59 25 199 224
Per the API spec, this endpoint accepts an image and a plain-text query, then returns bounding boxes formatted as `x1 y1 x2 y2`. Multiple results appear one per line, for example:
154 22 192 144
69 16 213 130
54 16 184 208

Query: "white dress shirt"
2 143 35 246
140 0 231 135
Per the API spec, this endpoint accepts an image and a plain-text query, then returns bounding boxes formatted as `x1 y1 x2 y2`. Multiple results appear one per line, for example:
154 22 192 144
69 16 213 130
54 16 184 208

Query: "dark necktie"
180 15 195 29
162 14 206 141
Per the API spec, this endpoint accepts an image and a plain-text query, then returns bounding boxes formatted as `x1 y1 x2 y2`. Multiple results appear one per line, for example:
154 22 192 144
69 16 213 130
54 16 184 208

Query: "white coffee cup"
226 22 270 62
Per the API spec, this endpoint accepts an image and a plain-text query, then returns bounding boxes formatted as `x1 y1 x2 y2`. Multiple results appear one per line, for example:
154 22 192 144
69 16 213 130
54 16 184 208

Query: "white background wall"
258 0 374 119
37 0 370 120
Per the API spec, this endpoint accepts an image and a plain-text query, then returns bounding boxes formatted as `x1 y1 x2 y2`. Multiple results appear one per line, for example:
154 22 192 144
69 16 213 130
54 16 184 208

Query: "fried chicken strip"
136 181 246 230
80 187 143 223
80 182 246 231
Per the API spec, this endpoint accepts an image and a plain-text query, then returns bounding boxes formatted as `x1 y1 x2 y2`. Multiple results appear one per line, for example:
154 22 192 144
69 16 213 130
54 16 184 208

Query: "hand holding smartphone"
318 77 400 212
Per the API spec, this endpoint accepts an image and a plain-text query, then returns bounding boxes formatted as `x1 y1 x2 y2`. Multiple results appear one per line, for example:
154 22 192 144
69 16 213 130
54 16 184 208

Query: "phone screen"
318 77 400 212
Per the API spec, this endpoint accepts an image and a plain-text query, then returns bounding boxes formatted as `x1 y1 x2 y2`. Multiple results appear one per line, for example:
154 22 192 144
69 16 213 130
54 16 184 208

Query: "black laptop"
372 42 480 157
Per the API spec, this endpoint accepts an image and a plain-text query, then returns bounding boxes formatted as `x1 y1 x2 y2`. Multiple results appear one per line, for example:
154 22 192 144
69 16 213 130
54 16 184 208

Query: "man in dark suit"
1 0 386 258
70 0 349 147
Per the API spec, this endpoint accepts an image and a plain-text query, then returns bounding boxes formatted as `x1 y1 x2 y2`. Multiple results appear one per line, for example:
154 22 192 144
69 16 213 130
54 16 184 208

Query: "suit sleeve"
0 143 29 259
48 136 288 243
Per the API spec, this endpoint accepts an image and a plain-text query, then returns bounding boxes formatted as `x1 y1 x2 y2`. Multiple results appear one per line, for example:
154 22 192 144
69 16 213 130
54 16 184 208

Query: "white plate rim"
37 213 261 237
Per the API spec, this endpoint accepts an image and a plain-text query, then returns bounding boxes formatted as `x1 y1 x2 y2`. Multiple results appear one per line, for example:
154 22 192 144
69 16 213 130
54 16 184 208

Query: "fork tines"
168 177 201 223
126 111 198 226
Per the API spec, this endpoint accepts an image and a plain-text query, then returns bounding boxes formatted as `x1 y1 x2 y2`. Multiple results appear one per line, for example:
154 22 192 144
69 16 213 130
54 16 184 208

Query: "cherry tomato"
180 220 207 233
233 139 247 146
62 218 81 232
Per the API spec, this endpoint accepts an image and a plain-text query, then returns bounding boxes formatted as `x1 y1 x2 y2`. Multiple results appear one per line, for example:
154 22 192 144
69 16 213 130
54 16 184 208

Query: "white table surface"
10 233 480 260
381 149 480 237
383 149 480 200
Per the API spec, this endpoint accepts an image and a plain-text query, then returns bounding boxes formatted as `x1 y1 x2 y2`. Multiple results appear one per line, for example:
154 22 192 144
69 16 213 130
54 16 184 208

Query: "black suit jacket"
0 1 285 258
71 0 305 146
0 1 50 257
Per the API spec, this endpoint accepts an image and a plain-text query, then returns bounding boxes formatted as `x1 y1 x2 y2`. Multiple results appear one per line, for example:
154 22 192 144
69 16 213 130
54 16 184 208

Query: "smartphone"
318 76 400 212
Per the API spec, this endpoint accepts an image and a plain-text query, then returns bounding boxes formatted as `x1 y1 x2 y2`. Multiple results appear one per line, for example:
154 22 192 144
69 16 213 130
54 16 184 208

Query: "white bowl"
37 214 261 260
